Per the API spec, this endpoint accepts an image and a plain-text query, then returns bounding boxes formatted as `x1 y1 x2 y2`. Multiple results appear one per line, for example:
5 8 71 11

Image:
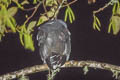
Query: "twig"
62 0 77 8
93 0 119 14
93 1 111 14
53 0 66 19
43 0 47 14
1 60 120 80
23 7 35 11
24 2 41 24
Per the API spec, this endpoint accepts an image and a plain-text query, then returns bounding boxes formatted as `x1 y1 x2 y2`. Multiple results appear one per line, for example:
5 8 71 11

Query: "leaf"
6 18 16 32
24 34 35 51
8 7 18 17
83 66 89 75
68 9 73 23
117 1 120 10
95 16 101 27
21 0 29 5
1 0 11 7
112 3 117 14
0 34 2 42
19 25 25 46
108 20 113 33
112 1 120 14
68 6 75 21
12 0 18 3
111 15 120 35
93 22 96 30
65 6 75 23
46 0 53 6
27 21 36 33
13 0 23 9
18 75 29 80
19 32 24 46
0 5 7 16
10 17 16 27
37 16 48 26
33 0 37 4
64 8 69 22
47 11 54 17
95 23 101 31
112 22 116 34
93 15 101 31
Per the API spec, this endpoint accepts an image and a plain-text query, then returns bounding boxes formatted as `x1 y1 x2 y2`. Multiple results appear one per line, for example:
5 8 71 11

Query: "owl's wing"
62 27 71 61
37 28 47 62
37 28 46 46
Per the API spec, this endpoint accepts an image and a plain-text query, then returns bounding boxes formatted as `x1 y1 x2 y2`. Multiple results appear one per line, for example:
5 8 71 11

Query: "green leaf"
21 0 29 5
68 9 73 23
68 6 75 21
47 11 54 17
111 15 120 35
0 34 2 42
18 75 29 80
19 25 25 46
64 8 69 22
24 34 35 51
13 0 23 9
19 32 24 46
27 21 36 33
95 16 101 27
10 17 16 27
1 0 11 7
8 7 18 17
93 22 96 30
112 3 117 14
65 6 75 23
83 66 89 75
93 15 101 31
95 23 101 31
108 20 113 33
46 0 53 6
0 5 7 16
117 1 120 10
6 18 16 32
112 19 116 34
37 16 48 26
33 0 37 4
93 15 96 30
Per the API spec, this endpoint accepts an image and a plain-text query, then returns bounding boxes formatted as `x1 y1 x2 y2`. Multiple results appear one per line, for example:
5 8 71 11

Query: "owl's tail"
46 52 66 70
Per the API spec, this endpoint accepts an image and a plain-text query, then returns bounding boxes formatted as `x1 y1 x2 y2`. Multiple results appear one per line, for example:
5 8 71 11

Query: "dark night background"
0 0 120 80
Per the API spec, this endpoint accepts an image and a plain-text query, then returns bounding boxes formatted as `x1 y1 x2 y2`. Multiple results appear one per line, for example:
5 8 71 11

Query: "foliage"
0 0 75 51
64 5 75 23
47 69 60 80
93 15 101 31
0 0 119 52
108 1 120 35
1 0 120 80
83 66 89 75
18 75 29 80
92 0 120 35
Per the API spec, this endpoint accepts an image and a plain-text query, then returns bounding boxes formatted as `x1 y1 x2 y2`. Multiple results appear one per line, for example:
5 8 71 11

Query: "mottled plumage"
37 19 71 69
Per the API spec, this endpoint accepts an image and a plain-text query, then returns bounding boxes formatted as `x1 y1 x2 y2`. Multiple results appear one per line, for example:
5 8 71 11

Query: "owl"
37 19 71 70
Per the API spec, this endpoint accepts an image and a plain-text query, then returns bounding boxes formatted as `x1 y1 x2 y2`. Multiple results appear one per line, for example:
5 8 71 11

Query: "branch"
93 1 111 14
93 0 119 14
62 0 77 7
0 60 120 80
24 2 41 24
